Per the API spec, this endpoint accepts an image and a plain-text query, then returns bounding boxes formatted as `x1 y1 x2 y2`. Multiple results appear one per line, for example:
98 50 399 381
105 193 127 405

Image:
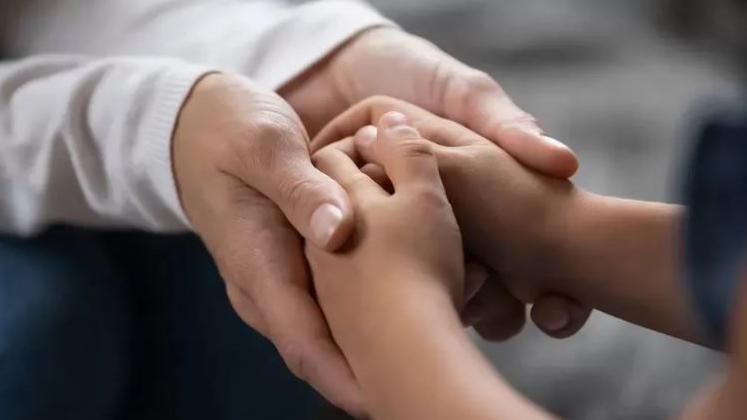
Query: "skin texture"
312 96 700 344
172 26 587 416
307 113 551 420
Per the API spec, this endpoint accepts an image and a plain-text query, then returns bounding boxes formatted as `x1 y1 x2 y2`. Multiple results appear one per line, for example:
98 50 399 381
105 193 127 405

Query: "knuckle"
412 116 447 133
310 151 326 168
225 284 246 311
360 94 400 109
276 338 309 381
233 111 306 174
281 177 321 215
464 70 501 93
395 139 434 158
353 95 408 122
249 110 303 150
387 125 420 140
415 185 449 208
501 112 540 131
343 172 373 192
443 69 503 116
311 145 336 167
251 116 293 142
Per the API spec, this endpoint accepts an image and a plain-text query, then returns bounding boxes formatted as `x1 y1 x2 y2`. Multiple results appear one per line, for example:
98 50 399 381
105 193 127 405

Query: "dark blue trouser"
683 97 747 347
0 227 320 420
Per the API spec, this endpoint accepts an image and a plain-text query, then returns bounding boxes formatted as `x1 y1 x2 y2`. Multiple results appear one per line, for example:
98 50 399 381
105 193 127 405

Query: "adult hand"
281 26 578 178
172 73 364 415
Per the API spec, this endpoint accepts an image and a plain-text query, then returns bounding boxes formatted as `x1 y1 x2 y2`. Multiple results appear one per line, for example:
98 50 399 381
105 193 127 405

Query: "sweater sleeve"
0 55 212 234
4 0 394 90
0 0 392 234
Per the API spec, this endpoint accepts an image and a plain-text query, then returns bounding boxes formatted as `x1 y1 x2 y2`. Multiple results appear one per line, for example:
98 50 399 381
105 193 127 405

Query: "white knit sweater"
0 0 390 234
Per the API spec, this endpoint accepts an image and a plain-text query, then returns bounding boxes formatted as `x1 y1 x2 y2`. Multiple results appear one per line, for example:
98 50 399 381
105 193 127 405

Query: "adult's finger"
313 139 386 200
463 261 488 305
213 194 365 417
234 108 355 251
225 283 268 335
531 294 592 339
423 62 579 178
465 279 527 341
461 261 489 326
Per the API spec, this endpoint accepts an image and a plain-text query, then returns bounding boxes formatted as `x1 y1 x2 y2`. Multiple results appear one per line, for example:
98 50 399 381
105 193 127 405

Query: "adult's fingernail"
542 309 570 332
461 307 483 327
310 203 343 247
542 135 572 151
518 125 543 137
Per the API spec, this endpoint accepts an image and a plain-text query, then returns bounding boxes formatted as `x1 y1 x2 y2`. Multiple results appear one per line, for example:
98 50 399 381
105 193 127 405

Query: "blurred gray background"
352 1 744 419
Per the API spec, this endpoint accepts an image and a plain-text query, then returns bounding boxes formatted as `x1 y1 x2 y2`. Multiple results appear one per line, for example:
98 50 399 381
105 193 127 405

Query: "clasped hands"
306 97 593 411
172 27 590 417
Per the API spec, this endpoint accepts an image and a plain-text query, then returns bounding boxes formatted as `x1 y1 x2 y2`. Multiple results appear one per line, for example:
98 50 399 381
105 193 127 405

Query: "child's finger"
312 143 385 200
311 96 432 153
375 112 444 193
360 163 393 193
315 136 366 166
355 123 454 182
353 125 380 165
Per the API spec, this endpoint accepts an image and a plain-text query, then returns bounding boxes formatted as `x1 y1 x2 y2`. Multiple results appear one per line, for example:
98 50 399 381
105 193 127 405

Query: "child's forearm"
330 273 550 420
547 192 701 343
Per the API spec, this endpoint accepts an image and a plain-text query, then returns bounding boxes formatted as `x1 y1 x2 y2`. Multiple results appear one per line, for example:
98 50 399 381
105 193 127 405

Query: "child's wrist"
533 187 596 294
329 270 458 356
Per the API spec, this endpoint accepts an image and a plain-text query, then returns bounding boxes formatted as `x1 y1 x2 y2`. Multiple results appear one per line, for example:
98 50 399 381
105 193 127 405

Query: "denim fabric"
683 100 747 348
0 227 319 420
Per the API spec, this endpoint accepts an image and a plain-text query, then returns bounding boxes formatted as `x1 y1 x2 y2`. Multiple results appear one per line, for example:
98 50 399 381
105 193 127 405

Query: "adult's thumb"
261 157 355 251
225 93 356 251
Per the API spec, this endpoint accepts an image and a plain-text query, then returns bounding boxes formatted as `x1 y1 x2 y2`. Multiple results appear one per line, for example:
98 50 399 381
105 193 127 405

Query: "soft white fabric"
0 0 391 234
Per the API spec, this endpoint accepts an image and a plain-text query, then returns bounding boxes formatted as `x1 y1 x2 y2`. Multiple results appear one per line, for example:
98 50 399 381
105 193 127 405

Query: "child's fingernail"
380 112 408 129
355 125 377 145
310 203 343 248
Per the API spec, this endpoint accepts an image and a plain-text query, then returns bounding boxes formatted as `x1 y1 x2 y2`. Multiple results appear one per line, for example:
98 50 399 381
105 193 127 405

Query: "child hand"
312 96 592 339
306 112 465 351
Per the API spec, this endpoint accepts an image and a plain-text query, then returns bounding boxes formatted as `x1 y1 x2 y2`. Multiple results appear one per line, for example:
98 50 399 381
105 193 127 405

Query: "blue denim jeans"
0 227 319 420
683 97 747 347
